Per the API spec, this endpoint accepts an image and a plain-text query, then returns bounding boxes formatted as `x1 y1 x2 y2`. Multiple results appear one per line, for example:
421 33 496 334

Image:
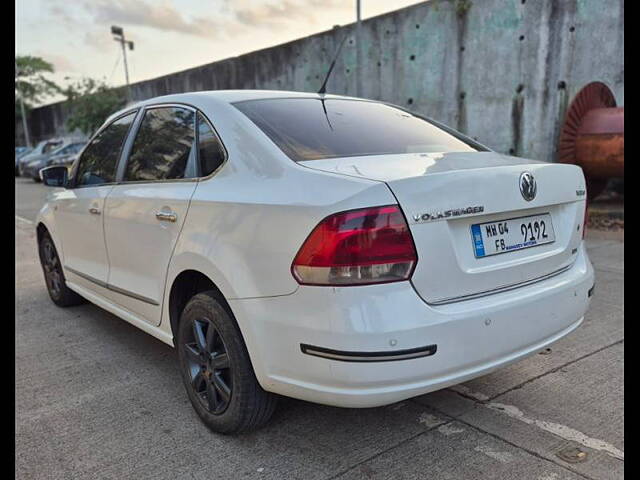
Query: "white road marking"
15 215 34 225
487 402 624 461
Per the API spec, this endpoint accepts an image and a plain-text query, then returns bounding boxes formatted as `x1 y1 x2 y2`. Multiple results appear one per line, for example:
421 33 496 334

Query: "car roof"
133 89 362 106
104 90 370 130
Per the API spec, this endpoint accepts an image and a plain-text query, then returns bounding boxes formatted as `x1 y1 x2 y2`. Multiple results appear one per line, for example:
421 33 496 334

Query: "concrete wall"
20 0 624 162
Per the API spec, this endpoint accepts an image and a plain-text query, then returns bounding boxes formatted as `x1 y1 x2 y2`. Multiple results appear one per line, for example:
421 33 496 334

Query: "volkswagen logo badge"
519 171 537 201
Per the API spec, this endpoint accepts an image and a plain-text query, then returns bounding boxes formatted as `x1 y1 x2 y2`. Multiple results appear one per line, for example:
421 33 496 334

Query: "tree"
63 78 127 137
15 55 61 118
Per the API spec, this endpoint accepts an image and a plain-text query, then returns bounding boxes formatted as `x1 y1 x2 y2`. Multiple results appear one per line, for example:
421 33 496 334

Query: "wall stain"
455 0 470 133
511 93 524 156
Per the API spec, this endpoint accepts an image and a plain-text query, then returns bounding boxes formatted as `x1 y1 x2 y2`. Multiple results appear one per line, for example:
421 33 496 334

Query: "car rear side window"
124 107 196 182
234 98 479 162
74 112 135 187
197 112 226 176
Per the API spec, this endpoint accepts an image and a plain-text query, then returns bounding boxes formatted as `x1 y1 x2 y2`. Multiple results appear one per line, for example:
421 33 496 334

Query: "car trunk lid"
299 152 587 304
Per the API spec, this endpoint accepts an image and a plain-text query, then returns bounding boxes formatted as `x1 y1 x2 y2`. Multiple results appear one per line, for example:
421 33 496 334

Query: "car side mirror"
41 166 68 188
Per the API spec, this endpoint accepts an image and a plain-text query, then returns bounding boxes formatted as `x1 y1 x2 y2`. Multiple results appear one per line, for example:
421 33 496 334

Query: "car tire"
33 176 41 183
177 291 278 434
38 232 85 307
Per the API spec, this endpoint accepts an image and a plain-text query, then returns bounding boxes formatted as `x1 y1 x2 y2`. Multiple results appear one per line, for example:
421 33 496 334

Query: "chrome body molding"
64 265 159 306
424 264 573 305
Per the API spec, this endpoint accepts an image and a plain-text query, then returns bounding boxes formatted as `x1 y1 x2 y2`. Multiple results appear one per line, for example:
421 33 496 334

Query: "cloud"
48 5 76 25
229 0 347 29
79 0 349 39
82 0 221 38
84 31 113 50
35 52 76 73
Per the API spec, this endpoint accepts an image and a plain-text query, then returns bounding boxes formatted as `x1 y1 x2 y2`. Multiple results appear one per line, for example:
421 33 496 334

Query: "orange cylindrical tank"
574 107 624 178
557 82 624 199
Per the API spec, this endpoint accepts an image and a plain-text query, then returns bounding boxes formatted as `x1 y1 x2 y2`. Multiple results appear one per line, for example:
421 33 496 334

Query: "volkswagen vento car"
36 90 594 433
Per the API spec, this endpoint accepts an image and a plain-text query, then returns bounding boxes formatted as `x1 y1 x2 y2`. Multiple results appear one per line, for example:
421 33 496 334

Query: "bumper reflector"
300 343 437 362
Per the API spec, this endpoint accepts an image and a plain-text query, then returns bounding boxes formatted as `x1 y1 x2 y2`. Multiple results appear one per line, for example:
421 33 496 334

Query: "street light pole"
111 25 134 100
15 60 32 148
120 36 130 87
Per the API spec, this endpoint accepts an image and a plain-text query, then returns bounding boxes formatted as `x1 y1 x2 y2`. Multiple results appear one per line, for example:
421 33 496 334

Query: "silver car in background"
18 139 63 176
15 147 33 176
23 140 85 181
45 142 86 169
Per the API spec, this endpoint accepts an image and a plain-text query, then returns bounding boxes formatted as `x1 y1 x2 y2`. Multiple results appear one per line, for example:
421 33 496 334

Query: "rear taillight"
292 205 417 286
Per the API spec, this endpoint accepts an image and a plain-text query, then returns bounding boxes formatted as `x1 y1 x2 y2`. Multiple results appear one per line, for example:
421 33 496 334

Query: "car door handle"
89 207 101 215
155 211 177 223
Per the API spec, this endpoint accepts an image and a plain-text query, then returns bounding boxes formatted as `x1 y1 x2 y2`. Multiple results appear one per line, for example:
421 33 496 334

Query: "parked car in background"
18 139 63 176
45 142 86 169
15 147 33 176
23 139 85 182
51 152 81 170
36 91 594 433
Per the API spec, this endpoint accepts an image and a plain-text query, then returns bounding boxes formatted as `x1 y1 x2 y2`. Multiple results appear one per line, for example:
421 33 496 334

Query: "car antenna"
318 34 348 95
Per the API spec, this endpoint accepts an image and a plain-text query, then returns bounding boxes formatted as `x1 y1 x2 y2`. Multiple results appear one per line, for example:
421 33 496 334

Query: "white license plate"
471 213 555 258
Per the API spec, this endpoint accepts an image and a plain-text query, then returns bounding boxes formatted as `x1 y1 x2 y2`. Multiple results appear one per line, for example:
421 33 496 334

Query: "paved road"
15 176 50 222
15 178 624 479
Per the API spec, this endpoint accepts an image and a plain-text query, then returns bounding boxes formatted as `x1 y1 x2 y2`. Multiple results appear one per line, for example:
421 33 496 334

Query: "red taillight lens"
292 205 417 286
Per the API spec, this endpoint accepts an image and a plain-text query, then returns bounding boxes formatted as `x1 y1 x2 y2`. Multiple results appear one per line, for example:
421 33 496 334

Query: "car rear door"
55 112 137 286
103 105 202 326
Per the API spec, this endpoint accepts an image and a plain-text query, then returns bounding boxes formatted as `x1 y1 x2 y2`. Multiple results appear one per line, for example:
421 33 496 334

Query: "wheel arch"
35 220 64 265
167 269 235 347
35 222 49 264
165 267 274 394
36 221 48 242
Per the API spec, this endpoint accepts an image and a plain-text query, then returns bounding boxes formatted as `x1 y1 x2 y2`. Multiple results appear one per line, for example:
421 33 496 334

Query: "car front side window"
73 112 136 188
124 106 196 182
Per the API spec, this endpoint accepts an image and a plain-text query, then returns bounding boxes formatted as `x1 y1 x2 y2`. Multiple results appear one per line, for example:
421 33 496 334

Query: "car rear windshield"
234 98 480 162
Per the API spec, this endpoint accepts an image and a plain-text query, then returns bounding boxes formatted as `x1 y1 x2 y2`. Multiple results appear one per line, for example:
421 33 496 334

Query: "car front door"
55 112 137 287
103 105 201 326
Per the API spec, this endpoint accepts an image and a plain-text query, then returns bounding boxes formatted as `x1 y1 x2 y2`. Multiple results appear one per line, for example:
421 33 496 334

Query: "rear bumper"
229 244 594 408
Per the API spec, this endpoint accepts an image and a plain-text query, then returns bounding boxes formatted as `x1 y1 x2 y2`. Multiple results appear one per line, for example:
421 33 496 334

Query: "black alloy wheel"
177 291 277 433
38 233 84 307
41 236 64 301
183 316 233 414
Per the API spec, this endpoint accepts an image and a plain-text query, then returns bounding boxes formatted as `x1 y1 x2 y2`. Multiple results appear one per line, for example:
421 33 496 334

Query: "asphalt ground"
15 177 624 479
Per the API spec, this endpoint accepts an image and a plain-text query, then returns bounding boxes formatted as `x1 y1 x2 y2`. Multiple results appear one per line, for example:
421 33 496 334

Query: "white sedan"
36 90 594 433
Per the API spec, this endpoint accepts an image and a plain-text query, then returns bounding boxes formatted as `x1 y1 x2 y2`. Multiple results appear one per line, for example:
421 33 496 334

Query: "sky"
16 0 424 105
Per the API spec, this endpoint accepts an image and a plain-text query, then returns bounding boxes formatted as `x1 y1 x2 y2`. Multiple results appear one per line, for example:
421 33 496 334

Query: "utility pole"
15 60 32 148
111 25 134 99
356 0 363 98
